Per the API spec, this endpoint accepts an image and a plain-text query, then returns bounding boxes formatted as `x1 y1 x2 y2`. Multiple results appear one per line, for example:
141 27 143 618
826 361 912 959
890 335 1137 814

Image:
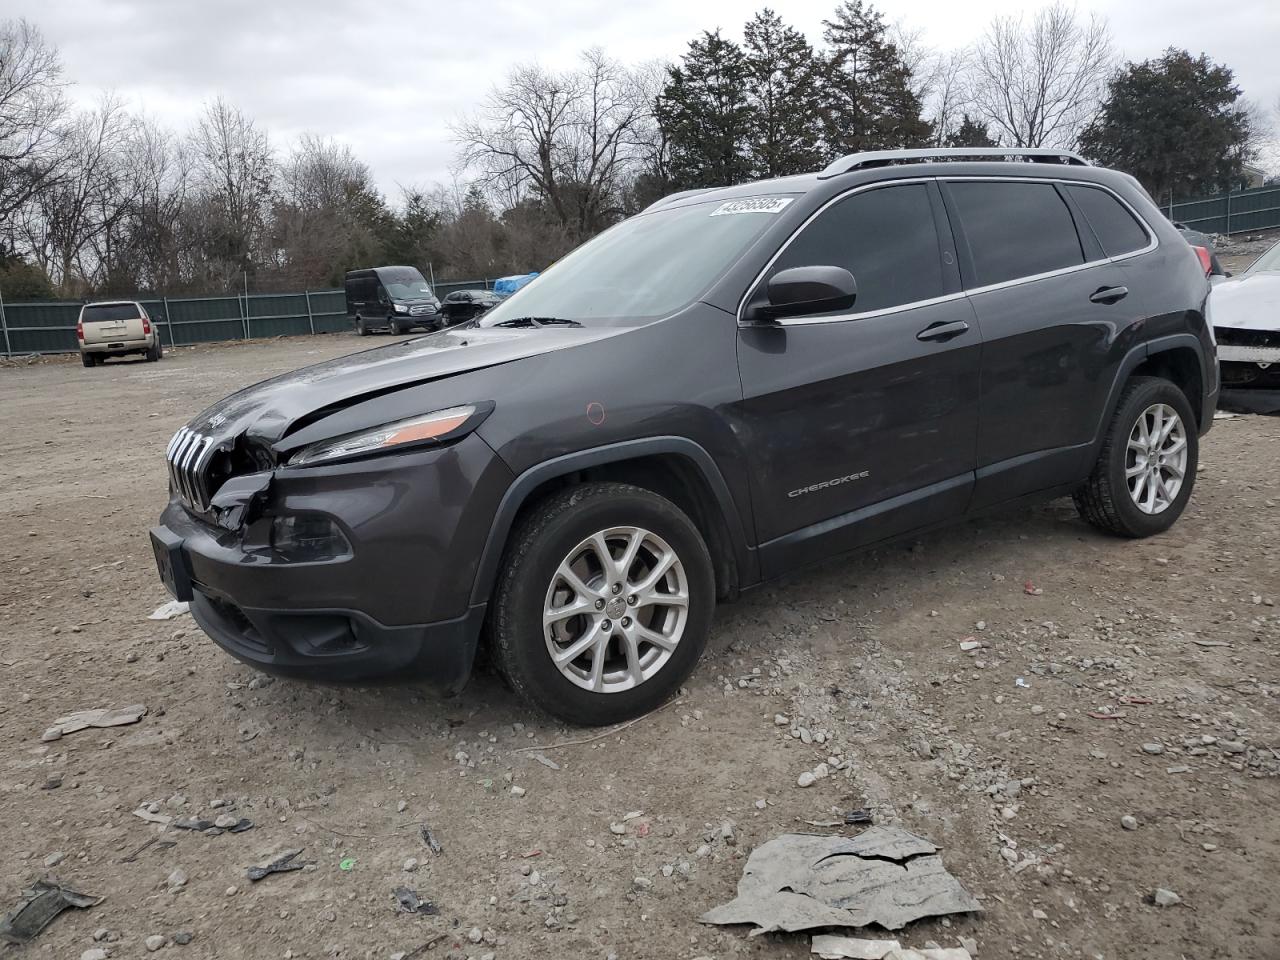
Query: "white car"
1211 241 1280 411
77 300 163 367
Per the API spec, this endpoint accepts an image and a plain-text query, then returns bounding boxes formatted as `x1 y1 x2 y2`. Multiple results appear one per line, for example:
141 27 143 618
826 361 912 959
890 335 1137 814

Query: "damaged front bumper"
148 433 514 690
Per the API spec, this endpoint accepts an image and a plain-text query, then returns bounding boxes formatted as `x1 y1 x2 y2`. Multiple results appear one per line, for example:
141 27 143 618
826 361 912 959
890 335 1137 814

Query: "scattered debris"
0 879 104 944
1119 696 1153 705
420 824 444 856
812 934 901 958
844 809 873 826
1121 815 1138 831
392 886 439 915
172 816 253 834
246 849 311 882
1014 678 1030 688
958 639 982 652
1086 711 1126 720
1023 580 1043 596
1153 888 1182 907
1192 640 1231 648
701 827 981 934
132 807 174 826
47 704 146 738
526 752 561 770
339 857 357 871
148 600 191 620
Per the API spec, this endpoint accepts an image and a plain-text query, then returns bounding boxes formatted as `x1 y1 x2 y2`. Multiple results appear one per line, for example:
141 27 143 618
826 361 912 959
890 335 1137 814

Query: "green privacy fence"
1169 184 1280 236
0 289 348 356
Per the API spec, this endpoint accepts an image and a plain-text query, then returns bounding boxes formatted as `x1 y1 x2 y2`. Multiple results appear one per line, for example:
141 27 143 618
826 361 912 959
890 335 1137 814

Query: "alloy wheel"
1126 403 1188 515
542 526 689 693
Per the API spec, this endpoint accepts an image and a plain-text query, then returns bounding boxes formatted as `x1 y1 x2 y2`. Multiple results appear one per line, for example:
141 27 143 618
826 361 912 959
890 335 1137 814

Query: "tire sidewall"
1106 380 1199 535
500 490 714 726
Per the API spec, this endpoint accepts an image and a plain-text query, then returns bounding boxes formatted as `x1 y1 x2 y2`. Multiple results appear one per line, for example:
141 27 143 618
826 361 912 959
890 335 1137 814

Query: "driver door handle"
917 319 970 342
1089 285 1129 304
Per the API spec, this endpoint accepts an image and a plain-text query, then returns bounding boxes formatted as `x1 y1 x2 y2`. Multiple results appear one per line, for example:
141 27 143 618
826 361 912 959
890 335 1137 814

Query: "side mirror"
747 265 857 322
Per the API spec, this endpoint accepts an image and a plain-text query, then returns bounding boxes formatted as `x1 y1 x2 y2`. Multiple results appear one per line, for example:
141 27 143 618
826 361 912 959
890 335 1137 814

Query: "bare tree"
17 94 133 291
188 97 274 285
454 48 647 239
118 115 194 290
0 19 70 228
965 3 1112 148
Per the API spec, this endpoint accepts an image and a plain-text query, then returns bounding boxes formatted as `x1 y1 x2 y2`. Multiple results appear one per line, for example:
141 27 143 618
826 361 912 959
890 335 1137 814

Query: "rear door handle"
1089 285 1129 304
917 319 970 342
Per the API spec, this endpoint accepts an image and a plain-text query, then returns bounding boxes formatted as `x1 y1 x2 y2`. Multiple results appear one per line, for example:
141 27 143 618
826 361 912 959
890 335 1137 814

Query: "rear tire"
489 482 715 726
1073 376 1198 537
81 353 95 368
146 341 162 362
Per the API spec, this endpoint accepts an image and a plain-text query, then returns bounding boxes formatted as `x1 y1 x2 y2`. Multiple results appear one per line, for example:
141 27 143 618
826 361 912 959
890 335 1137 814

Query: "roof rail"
818 147 1089 179
641 187 717 213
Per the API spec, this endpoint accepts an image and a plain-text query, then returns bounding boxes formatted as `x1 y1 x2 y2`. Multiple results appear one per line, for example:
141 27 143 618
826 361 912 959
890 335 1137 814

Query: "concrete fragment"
701 827 981 935
811 934 900 958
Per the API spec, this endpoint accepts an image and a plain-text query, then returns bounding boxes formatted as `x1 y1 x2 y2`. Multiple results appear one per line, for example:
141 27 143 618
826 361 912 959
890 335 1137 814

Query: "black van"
345 266 444 335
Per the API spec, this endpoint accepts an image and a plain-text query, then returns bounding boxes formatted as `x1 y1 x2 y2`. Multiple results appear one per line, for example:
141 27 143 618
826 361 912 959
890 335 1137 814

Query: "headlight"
288 404 489 467
394 303 409 314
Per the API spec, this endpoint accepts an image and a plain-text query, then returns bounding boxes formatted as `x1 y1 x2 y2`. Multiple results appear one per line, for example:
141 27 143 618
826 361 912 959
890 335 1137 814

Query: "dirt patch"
1 337 1278 959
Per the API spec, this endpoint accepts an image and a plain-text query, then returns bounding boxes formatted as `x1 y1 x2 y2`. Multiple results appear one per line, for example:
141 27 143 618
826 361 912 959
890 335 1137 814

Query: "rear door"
942 178 1148 508
81 302 145 344
736 179 982 575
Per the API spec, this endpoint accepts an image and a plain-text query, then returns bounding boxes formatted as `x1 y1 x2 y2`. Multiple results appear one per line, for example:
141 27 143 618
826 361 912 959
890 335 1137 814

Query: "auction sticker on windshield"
710 197 795 216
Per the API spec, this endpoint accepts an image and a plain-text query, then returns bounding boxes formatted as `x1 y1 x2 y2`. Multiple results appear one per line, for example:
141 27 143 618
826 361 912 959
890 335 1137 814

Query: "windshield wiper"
493 316 583 328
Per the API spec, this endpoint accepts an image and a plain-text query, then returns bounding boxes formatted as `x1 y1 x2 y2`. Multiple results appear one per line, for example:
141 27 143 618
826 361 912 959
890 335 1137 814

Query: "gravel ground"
1 335 1278 960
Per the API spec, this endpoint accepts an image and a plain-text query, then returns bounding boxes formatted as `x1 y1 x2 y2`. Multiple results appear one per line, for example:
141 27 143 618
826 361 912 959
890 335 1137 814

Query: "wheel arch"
1095 335 1211 457
469 438 756 607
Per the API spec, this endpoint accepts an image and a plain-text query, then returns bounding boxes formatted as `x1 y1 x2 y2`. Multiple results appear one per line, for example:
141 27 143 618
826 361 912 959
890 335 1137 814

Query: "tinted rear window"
1066 185 1149 257
948 181 1084 287
770 183 946 314
82 303 140 322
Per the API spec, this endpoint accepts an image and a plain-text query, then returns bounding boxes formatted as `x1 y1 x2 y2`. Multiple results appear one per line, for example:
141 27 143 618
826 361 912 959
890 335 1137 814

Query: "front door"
736 180 982 577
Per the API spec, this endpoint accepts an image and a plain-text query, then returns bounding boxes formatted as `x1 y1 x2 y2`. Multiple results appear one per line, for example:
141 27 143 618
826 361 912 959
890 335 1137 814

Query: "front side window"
1066 185 1150 258
766 183 947 315
947 181 1084 287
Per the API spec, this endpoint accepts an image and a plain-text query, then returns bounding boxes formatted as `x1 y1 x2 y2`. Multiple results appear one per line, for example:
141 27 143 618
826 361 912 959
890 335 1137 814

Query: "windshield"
378 267 433 300
1244 241 1280 275
478 196 795 326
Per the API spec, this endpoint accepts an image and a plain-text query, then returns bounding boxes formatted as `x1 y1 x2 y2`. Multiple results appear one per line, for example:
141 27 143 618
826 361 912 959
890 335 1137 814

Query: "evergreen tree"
1079 49 1252 204
741 9 826 178
657 30 753 188
944 114 998 148
820 0 931 157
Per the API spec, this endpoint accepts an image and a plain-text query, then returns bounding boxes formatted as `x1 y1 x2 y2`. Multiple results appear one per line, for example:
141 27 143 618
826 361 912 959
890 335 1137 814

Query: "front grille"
1215 327 1280 349
166 426 217 512
409 304 436 317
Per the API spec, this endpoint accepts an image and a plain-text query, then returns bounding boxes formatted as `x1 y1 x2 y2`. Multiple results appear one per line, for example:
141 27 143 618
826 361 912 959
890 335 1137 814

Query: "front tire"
356 315 370 336
1073 376 1199 537
387 317 402 335
489 482 715 726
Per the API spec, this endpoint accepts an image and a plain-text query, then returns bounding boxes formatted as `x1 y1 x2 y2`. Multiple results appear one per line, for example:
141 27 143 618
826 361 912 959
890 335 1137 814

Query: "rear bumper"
82 337 152 353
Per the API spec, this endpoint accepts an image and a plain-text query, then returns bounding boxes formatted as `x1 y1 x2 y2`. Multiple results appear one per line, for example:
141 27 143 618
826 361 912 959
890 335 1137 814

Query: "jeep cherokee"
150 148 1218 726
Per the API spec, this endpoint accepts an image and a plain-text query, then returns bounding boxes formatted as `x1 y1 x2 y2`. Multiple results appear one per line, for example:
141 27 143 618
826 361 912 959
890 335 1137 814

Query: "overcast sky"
11 0 1280 198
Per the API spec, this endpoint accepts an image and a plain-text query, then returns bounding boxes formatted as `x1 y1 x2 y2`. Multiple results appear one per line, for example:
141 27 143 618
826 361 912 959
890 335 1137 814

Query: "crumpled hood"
186 324 623 444
1211 273 1280 331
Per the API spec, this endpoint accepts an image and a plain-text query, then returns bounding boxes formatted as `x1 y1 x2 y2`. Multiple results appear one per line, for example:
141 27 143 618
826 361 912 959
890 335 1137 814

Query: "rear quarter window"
82 304 140 322
947 181 1084 287
1066 185 1150 257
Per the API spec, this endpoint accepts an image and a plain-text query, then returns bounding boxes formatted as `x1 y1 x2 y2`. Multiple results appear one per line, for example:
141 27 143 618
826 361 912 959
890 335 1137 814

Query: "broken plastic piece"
844 809 873 825
339 857 357 871
246 849 311 882
148 600 190 620
392 886 439 915
0 879 103 944
701 827 981 935
50 704 146 736
420 824 443 856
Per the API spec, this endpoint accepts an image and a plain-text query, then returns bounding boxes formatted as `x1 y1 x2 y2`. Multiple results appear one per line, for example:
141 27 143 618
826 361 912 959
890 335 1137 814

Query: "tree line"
0 6 1271 300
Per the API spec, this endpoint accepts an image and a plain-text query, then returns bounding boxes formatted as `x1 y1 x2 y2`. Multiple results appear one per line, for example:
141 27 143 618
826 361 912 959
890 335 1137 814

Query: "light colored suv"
77 300 163 367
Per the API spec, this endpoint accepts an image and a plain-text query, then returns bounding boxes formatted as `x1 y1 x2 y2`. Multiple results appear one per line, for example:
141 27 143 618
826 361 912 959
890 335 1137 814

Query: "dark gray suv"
151 148 1218 726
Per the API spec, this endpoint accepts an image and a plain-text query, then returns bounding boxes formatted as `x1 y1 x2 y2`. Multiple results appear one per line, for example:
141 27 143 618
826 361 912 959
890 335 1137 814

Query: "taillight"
76 321 84 341
142 316 151 335
1192 245 1212 276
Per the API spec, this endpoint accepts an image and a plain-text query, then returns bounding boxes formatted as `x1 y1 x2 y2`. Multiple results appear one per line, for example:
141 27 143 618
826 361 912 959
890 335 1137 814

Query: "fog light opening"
269 513 351 562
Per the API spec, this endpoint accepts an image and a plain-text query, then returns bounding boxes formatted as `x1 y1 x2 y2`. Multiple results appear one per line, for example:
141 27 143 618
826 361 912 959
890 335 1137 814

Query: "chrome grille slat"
166 426 218 513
